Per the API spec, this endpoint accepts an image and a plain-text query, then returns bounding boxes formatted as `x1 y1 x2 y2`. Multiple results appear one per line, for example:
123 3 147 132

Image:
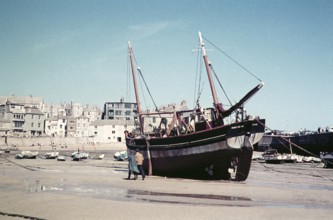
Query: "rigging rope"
137 68 160 113
193 40 205 109
202 36 262 82
210 64 233 106
131 48 162 119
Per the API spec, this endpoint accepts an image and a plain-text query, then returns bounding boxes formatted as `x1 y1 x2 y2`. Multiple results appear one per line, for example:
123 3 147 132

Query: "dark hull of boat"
323 159 333 168
265 159 284 164
256 132 333 156
126 119 265 181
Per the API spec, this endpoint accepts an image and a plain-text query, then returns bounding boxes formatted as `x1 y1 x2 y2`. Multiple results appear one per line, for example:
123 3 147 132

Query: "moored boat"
257 132 333 157
90 154 105 160
15 151 38 159
72 151 89 161
114 151 128 161
320 152 333 168
262 149 284 164
125 32 265 181
44 151 59 159
57 155 67 161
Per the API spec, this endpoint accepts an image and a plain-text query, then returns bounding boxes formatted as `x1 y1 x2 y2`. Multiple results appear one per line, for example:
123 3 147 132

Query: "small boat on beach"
57 155 67 161
72 151 89 161
44 152 59 159
15 151 39 159
125 32 265 181
114 151 128 161
90 154 105 160
320 152 333 168
263 149 284 164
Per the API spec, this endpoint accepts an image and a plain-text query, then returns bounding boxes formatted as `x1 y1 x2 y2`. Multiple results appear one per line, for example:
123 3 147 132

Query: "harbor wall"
0 137 126 151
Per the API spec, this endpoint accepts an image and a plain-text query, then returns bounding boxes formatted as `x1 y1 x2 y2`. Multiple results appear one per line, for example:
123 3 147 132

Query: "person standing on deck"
135 148 145 180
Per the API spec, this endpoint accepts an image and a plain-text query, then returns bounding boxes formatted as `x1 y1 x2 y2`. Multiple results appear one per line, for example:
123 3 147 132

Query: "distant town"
0 95 187 144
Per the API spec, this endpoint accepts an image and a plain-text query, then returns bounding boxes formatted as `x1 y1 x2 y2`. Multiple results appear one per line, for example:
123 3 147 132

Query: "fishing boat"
125 32 266 181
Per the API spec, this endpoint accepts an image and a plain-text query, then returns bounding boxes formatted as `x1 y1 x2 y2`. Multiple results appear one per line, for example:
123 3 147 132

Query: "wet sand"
1 150 333 220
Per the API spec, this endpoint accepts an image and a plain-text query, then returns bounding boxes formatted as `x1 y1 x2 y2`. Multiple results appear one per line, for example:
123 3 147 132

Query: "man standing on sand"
127 154 139 180
134 148 145 180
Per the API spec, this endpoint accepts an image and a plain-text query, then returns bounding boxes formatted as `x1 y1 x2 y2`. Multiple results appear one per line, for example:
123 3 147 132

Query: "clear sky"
1 0 332 131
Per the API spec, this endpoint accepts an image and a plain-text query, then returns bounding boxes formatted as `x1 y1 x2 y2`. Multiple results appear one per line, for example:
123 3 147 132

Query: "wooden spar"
198 32 221 114
145 136 153 175
128 41 143 134
128 41 153 175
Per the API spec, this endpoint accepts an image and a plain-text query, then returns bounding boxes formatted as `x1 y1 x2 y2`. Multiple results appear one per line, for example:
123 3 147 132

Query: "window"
31 123 34 127
112 131 115 134
38 123 41 128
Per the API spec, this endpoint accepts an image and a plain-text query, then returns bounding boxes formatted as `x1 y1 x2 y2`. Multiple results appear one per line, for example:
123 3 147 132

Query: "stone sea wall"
0 137 126 151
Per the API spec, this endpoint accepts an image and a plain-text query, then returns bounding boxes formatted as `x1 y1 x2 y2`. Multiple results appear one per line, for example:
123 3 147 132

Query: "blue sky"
1 0 332 131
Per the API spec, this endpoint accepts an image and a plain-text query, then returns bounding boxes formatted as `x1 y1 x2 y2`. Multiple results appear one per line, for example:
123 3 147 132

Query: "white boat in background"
114 151 128 161
302 156 321 163
44 152 59 159
90 154 105 160
15 151 39 159
57 155 67 161
72 151 89 161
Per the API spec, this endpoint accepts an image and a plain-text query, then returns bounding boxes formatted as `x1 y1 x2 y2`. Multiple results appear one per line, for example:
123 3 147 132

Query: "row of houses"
0 96 188 143
0 96 138 143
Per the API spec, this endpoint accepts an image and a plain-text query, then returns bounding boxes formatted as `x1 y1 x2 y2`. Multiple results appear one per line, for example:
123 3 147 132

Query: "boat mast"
199 32 222 115
128 41 143 134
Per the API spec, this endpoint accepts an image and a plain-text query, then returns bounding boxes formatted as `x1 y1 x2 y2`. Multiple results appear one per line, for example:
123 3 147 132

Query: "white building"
75 116 90 137
89 120 135 143
45 116 67 137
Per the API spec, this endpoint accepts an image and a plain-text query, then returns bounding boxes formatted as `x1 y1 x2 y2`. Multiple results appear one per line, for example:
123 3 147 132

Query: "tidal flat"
0 152 333 220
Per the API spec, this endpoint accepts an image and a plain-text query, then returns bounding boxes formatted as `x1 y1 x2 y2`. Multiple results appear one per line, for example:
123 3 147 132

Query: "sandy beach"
1 148 333 220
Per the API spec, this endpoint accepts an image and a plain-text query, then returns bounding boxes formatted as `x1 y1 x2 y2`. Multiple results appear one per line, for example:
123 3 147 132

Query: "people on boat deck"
135 148 145 180
127 154 139 180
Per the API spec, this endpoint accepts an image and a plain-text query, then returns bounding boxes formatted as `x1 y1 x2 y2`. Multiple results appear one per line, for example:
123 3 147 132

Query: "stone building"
0 100 45 137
